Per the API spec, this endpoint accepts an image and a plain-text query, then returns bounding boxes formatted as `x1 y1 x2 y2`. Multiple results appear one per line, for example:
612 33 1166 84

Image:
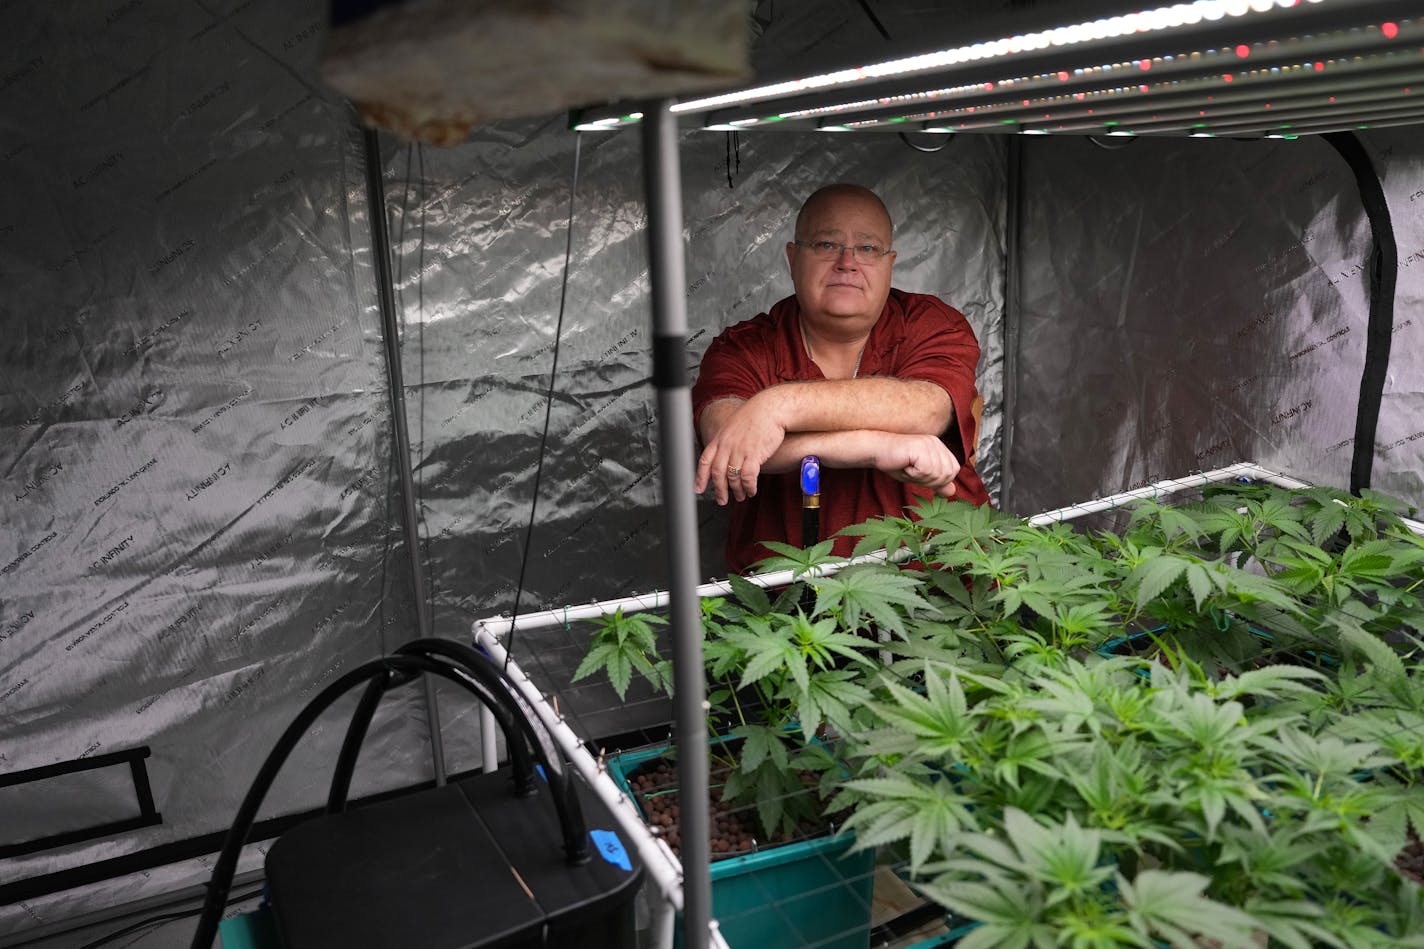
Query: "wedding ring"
727 466 741 477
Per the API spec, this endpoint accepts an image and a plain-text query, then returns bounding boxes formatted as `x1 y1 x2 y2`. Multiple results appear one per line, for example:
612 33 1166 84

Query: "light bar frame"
569 1 1423 138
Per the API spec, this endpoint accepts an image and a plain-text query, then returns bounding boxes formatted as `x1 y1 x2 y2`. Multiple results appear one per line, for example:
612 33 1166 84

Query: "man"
691 183 990 573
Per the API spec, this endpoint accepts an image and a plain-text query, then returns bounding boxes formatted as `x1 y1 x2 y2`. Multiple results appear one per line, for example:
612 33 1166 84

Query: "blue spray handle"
800 455 820 500
800 456 821 550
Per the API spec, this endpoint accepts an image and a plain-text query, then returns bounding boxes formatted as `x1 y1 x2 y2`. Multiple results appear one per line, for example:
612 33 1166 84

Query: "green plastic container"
607 744 875 949
218 906 278 948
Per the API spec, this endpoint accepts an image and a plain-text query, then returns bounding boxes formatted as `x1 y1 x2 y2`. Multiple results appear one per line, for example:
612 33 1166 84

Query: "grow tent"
2 0 1424 947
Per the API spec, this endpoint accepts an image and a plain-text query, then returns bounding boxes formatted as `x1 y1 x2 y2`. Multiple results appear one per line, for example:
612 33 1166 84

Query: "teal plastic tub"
218 906 277 948
607 744 875 949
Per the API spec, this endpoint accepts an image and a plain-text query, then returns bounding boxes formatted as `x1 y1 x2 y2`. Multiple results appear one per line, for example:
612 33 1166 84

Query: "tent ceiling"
574 0 1423 139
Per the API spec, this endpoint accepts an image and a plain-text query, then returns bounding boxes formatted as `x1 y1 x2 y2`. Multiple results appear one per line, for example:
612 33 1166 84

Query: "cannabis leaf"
864 669 977 759
570 608 668 700
1208 664 1327 702
838 773 974 871
1127 550 1189 606
727 571 772 616
841 512 924 559
796 669 872 739
1118 869 1258 948
919 879 1055 949
749 538 840 577
811 564 931 638
1243 898 1347 949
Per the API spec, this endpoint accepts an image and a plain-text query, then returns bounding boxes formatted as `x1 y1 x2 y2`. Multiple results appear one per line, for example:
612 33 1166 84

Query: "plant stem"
727 674 749 727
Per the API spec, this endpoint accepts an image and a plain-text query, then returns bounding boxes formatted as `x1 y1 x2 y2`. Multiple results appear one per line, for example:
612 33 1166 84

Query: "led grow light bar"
689 1 1419 124
746 46 1424 137
831 53 1424 134
569 0 1424 137
1014 79 1424 134
785 24 1422 132
673 0 1294 116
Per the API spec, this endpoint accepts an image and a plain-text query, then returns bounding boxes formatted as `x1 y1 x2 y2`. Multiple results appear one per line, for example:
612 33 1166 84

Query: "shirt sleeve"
690 320 775 430
890 294 982 464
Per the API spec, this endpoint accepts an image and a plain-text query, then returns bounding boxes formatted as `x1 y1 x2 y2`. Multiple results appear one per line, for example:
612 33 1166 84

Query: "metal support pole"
640 101 711 949
361 128 447 786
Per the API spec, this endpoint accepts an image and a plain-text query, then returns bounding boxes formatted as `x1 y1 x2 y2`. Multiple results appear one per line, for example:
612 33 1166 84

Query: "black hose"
397 638 587 851
326 669 408 815
190 647 590 948
1322 132 1397 495
190 659 411 949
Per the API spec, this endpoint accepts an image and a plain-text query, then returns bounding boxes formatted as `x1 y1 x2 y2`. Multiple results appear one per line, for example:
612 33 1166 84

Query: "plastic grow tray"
606 743 875 949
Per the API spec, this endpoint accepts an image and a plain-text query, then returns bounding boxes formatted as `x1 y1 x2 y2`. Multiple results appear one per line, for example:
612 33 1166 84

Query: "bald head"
786 183 898 332
795 184 894 246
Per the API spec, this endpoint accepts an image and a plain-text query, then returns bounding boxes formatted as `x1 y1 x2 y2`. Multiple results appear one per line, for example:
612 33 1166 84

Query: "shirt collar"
769 289 906 381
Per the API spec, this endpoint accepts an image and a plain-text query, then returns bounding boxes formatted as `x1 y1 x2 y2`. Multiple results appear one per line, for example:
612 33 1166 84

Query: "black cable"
851 2 954 155
190 661 399 948
1086 134 1138 150
377 140 417 652
505 133 583 663
1323 132 1397 495
389 640 540 797
854 0 891 40
898 133 952 153
75 887 264 949
326 669 409 813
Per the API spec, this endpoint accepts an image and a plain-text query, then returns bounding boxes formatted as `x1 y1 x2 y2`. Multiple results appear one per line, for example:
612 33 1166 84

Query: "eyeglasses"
792 239 893 262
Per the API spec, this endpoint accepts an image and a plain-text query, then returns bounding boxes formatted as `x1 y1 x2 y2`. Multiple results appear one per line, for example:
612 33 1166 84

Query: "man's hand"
693 379 961 505
696 401 960 504
871 432 960 497
695 397 785 504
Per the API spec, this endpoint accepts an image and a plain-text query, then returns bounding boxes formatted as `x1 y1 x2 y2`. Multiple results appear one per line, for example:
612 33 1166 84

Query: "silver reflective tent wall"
3 0 1424 944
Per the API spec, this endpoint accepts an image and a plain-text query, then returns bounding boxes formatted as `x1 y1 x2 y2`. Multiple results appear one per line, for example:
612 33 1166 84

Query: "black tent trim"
1323 131 1398 494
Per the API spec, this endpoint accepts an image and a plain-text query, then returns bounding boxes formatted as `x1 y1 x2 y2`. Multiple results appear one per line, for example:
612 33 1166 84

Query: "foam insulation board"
321 0 752 144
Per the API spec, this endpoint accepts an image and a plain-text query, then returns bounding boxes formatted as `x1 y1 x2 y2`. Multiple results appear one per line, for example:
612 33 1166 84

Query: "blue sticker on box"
590 829 632 871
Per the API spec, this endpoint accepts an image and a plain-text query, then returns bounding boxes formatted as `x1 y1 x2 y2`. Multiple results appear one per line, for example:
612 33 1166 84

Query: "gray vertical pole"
640 101 711 949
362 127 448 786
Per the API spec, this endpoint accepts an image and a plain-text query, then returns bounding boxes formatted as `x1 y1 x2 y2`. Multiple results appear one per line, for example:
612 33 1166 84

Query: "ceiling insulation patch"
321 0 752 144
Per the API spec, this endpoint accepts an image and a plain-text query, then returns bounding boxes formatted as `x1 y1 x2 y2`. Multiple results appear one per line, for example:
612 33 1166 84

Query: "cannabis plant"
837 653 1424 948
573 554 927 838
843 483 1424 678
572 477 1424 933
823 482 1424 947
571 607 671 700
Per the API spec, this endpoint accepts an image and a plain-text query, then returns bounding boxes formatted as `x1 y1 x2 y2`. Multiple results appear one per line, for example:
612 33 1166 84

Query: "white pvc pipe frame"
474 461 1423 647
470 461 1423 946
474 631 728 949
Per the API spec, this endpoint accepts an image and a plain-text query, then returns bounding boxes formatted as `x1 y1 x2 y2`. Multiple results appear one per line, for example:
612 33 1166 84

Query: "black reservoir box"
265 768 642 949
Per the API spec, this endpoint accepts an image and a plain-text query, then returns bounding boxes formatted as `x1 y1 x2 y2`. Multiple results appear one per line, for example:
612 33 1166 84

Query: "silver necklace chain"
801 318 865 379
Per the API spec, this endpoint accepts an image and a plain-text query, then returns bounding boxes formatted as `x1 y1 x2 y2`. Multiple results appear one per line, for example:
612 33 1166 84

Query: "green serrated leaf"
1186 563 1212 611
1337 626 1407 686
728 572 772 615
1132 554 1189 606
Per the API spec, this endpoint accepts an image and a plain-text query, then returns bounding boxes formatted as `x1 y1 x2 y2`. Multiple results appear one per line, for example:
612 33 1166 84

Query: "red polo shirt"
692 289 992 573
